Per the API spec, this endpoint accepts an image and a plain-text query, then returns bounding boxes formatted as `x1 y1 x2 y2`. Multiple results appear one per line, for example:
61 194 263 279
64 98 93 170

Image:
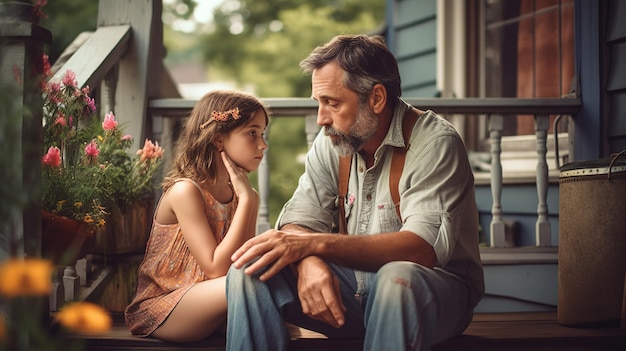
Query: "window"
481 0 575 136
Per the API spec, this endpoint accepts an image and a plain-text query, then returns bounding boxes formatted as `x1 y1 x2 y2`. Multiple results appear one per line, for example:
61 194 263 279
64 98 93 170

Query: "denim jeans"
226 261 473 351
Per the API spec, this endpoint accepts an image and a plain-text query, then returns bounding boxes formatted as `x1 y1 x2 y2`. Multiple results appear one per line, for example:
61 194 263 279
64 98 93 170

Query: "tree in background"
203 0 384 97
198 0 385 225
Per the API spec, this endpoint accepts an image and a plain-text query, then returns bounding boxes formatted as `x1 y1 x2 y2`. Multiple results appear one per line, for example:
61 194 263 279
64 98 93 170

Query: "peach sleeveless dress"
124 178 237 336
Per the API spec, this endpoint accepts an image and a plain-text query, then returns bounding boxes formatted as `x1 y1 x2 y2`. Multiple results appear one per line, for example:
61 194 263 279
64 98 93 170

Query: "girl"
125 90 269 342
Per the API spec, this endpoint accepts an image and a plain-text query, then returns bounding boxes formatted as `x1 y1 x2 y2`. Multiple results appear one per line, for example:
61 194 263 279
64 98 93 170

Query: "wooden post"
97 0 164 152
0 1 51 260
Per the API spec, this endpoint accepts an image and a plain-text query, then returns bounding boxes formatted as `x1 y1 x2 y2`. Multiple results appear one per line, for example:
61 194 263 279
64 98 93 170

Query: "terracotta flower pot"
41 210 95 266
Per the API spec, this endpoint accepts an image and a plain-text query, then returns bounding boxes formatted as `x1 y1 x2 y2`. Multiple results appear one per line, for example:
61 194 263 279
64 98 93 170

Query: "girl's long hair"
163 90 268 190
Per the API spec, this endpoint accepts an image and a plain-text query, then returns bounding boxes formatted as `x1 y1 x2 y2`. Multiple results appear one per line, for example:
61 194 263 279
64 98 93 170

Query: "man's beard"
324 102 378 157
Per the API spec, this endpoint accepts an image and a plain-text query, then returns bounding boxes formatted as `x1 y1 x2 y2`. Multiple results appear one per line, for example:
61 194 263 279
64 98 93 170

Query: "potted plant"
86 112 164 255
41 64 164 263
41 67 112 266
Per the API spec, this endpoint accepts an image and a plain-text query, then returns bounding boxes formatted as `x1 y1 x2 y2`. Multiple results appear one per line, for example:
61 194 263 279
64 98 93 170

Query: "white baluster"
75 256 91 286
257 123 271 234
63 265 80 302
535 114 551 246
101 64 118 116
489 115 505 247
49 267 65 312
305 114 319 149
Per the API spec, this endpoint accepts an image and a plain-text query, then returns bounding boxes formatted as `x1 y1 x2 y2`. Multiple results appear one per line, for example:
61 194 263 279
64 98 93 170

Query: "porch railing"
149 96 582 248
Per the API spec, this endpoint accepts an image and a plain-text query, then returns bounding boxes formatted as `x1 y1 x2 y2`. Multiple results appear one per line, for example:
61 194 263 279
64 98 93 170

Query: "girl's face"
221 109 268 172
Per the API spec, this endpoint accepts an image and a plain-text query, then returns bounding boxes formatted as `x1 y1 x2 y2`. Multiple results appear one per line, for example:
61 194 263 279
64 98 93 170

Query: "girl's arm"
168 153 257 278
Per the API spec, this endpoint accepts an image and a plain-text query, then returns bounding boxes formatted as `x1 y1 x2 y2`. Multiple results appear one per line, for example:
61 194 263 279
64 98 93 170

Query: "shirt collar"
382 97 411 149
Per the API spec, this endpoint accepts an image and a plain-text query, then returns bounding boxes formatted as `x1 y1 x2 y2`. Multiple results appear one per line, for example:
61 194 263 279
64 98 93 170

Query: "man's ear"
370 83 387 114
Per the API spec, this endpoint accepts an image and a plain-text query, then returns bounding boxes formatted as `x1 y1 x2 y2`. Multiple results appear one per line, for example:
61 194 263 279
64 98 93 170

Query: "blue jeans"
226 261 473 351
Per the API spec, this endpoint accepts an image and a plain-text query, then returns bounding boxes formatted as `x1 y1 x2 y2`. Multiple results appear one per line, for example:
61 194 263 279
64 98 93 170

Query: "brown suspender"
337 156 351 234
337 111 419 234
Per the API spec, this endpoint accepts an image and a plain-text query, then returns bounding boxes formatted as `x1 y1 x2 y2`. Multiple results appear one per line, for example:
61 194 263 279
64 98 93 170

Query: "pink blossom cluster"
136 139 164 162
43 69 95 126
42 146 61 168
102 112 118 131
84 140 100 158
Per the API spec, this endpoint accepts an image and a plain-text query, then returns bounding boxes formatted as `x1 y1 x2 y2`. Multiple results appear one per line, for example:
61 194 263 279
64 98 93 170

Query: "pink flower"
42 54 51 78
121 134 132 141
42 146 61 168
136 139 164 161
34 0 48 20
347 194 356 206
85 96 96 112
62 70 77 88
54 115 66 127
102 112 118 131
46 83 62 103
84 140 100 158
153 141 164 158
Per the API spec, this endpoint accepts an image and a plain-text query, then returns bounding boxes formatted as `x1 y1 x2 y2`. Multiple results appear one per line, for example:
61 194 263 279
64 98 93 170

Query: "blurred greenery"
38 0 97 63
37 0 385 227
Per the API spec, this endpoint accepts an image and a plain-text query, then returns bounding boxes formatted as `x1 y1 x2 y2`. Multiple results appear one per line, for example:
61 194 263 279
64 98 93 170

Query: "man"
226 34 484 351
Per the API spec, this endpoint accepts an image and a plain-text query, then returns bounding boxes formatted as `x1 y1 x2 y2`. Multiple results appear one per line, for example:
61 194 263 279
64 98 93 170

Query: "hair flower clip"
212 107 240 122
200 107 241 129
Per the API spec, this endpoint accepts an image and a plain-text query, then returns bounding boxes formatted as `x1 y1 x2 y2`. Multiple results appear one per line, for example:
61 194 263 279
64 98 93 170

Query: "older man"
225 34 484 351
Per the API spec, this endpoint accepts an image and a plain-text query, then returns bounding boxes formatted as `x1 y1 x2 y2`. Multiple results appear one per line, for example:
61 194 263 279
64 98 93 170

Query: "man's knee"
373 261 435 300
226 264 253 295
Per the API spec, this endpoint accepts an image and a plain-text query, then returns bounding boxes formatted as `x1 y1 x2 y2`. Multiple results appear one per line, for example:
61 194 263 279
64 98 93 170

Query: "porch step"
77 312 625 351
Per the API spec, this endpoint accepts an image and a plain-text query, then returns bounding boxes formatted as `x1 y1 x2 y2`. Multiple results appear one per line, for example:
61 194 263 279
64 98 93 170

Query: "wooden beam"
48 25 131 91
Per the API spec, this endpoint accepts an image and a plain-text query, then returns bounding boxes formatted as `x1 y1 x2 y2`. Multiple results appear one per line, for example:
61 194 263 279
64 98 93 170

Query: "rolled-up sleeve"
399 131 476 267
276 130 339 233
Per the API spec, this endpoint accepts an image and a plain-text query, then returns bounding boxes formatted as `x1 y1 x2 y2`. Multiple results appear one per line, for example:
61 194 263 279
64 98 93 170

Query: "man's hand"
296 256 346 328
231 229 317 281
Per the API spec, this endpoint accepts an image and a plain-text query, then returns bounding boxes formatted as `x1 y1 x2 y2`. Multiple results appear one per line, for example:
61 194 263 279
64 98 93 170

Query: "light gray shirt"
276 98 484 307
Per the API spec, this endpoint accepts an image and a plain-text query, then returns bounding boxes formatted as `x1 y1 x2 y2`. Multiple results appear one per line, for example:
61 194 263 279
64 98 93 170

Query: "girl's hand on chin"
221 151 253 199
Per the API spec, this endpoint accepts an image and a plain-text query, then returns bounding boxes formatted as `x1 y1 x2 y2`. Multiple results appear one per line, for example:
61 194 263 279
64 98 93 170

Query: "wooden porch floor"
77 311 625 351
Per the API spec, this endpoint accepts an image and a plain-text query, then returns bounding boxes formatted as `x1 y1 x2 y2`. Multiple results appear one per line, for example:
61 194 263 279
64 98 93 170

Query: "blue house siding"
386 0 438 98
605 0 626 153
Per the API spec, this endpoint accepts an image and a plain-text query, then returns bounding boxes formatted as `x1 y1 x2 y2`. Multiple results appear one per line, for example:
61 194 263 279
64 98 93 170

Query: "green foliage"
38 0 97 63
203 0 385 98
195 0 384 225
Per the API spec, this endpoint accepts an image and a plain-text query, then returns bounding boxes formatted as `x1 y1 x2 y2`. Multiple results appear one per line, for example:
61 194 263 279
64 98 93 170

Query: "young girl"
125 90 269 342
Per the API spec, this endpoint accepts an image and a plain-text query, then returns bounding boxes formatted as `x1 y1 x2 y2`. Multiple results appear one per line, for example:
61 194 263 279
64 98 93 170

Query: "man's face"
311 62 378 157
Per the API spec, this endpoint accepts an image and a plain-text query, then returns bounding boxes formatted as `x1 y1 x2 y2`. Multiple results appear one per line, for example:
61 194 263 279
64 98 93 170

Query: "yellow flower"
55 302 112 334
0 258 53 297
74 202 83 209
83 213 94 223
